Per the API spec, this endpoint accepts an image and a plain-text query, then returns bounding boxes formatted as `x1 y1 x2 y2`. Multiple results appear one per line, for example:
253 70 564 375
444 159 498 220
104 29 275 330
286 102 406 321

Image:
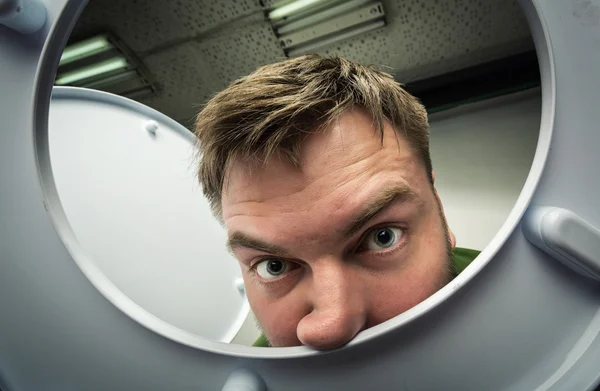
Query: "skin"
222 108 456 350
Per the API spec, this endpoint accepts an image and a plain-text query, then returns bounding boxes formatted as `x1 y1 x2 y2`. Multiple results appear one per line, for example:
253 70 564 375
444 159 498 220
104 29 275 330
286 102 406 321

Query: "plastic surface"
0 0 599 390
0 0 46 34
221 368 266 391
523 207 600 281
48 86 250 343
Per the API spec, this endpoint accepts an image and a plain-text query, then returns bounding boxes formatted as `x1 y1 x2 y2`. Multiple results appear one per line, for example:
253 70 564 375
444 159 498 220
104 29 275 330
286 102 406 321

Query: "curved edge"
49 87 252 344
51 86 196 142
31 0 274 358
31 0 557 360
347 0 557 349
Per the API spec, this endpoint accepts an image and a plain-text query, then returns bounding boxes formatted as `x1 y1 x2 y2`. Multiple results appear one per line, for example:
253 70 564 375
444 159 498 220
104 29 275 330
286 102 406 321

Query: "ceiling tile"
139 22 284 127
69 0 535 126
319 0 533 82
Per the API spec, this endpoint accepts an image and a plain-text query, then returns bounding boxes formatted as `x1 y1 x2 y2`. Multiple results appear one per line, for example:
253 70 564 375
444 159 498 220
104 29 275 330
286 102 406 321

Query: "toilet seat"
47 86 250 344
1 0 599 390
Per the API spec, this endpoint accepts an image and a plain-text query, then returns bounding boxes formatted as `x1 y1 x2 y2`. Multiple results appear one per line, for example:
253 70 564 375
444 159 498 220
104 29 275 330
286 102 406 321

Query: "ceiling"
68 0 535 129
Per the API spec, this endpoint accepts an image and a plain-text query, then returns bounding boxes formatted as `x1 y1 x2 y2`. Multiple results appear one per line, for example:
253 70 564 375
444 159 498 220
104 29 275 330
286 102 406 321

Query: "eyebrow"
227 231 291 257
343 185 421 238
226 185 420 256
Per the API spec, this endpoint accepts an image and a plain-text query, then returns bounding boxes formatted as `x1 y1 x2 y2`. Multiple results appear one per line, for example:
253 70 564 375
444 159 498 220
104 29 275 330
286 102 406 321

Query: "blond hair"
194 54 431 219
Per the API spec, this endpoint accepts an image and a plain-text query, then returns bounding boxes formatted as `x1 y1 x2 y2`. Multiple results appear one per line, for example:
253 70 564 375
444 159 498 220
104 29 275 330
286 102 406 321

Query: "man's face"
222 109 455 350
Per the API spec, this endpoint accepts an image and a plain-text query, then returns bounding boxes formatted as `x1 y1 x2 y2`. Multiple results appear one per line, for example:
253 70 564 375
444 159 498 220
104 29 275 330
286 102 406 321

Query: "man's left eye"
364 227 403 250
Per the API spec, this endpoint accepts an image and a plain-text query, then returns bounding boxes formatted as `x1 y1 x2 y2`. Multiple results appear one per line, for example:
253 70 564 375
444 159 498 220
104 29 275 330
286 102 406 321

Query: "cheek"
364 268 443 327
244 285 308 346
365 236 449 325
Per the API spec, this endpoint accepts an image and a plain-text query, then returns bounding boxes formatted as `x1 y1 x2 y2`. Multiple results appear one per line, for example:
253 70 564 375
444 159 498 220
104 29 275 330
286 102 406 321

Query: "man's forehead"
228 109 412 185
298 109 410 174
223 152 306 205
222 109 415 200
224 177 424 259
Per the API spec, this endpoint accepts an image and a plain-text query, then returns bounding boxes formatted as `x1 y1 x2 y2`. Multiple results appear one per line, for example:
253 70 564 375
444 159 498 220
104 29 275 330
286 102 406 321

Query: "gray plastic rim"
33 0 554 359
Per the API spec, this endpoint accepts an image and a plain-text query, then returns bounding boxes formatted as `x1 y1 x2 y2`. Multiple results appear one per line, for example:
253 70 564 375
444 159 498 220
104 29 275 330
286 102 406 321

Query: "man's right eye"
255 258 289 279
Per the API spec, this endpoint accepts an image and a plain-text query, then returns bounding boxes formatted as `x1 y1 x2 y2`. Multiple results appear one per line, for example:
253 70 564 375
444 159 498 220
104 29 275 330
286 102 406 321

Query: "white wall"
429 89 541 250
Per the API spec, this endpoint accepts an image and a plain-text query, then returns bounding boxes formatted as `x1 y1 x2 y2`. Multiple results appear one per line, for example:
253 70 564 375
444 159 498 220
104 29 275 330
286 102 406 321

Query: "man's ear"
432 171 456 248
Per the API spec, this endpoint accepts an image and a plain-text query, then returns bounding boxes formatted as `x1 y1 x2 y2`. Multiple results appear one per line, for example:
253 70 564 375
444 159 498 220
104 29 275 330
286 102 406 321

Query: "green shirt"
252 247 481 347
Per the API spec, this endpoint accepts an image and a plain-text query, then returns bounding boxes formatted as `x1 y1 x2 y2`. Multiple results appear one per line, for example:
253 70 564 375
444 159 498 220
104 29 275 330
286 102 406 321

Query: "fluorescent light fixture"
287 20 385 57
59 35 112 66
55 33 156 99
268 0 325 20
55 57 129 85
277 0 372 34
278 2 385 51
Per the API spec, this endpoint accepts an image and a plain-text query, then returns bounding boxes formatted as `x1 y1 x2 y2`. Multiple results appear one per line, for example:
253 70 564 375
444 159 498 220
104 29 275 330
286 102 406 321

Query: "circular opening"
35 0 554 359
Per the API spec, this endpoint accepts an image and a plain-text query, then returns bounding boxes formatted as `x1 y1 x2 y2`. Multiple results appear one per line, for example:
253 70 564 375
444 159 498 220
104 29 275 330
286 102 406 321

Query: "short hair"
194 54 432 219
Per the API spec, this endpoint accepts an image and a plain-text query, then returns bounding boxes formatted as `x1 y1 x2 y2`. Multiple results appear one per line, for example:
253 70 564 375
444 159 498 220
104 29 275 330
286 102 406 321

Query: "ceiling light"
277 0 373 34
287 20 385 57
274 1 386 56
55 57 129 85
268 0 326 20
55 33 156 99
59 35 112 66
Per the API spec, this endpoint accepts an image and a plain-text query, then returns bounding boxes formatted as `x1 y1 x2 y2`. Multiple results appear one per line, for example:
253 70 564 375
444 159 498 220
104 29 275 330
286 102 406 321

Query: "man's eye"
364 227 403 250
255 259 289 279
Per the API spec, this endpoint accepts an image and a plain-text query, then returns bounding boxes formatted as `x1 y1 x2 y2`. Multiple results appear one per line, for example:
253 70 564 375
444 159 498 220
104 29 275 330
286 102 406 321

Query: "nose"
296 262 366 350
